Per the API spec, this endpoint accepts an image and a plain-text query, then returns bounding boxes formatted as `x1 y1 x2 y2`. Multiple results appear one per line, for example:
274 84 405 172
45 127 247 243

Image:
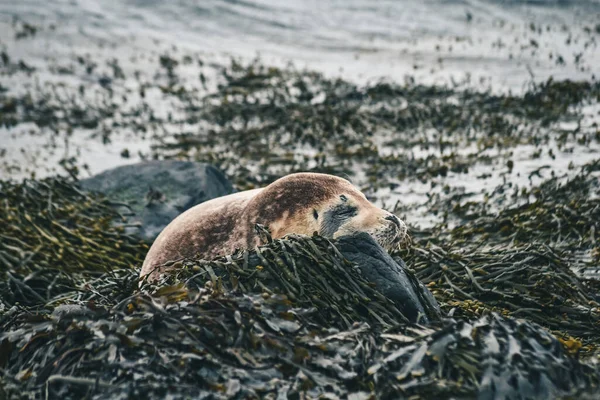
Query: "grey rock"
80 160 234 241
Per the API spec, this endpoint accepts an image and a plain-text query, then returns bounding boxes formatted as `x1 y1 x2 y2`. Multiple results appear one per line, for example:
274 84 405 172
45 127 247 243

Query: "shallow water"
2 0 599 88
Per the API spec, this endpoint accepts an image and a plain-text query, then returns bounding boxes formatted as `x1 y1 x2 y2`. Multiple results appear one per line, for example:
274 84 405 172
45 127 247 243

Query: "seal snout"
382 212 407 246
385 213 406 232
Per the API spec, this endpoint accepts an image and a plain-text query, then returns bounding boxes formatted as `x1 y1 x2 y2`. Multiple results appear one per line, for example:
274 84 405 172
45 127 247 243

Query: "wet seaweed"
0 246 598 398
3 52 598 193
1 174 600 398
398 161 600 354
0 177 147 308
154 60 600 190
148 234 416 329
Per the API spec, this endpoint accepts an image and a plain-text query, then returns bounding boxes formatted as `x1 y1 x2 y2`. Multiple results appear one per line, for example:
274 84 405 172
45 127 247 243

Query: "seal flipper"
394 255 443 322
335 232 440 323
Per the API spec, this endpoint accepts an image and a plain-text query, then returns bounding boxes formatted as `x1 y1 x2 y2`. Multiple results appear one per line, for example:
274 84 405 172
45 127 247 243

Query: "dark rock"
335 232 441 323
80 161 234 241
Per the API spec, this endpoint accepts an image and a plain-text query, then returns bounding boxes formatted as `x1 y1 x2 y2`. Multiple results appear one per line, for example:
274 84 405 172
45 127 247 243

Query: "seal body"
140 173 406 281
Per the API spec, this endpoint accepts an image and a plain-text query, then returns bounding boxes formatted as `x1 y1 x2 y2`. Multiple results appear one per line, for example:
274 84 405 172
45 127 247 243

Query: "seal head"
246 173 406 251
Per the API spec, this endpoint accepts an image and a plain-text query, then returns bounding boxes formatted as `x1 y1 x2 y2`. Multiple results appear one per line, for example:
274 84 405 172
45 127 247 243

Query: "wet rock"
335 232 441 323
80 161 234 240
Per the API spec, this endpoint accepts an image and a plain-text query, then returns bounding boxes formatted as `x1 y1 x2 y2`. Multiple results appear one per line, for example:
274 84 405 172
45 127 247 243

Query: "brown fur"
140 173 405 282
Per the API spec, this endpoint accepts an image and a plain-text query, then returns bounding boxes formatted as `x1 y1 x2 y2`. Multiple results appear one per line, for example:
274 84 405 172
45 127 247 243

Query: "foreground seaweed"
1 234 599 399
1 162 600 398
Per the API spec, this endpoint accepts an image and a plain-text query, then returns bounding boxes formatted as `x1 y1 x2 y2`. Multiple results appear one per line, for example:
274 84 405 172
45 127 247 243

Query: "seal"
140 172 407 281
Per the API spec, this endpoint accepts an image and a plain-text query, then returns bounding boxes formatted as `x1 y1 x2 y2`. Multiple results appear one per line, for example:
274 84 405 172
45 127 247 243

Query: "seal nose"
385 214 402 229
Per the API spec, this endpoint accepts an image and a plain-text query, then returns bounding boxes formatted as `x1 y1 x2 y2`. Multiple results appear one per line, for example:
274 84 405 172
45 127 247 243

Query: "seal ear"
313 209 319 220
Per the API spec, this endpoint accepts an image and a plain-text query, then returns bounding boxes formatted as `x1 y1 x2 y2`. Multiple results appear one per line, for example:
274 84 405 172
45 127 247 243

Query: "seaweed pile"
1 174 600 399
0 178 147 310
401 161 600 352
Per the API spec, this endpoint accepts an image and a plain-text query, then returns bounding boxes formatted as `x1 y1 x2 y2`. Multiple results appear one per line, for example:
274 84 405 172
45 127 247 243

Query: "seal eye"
313 209 319 220
320 204 358 237
340 195 348 202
